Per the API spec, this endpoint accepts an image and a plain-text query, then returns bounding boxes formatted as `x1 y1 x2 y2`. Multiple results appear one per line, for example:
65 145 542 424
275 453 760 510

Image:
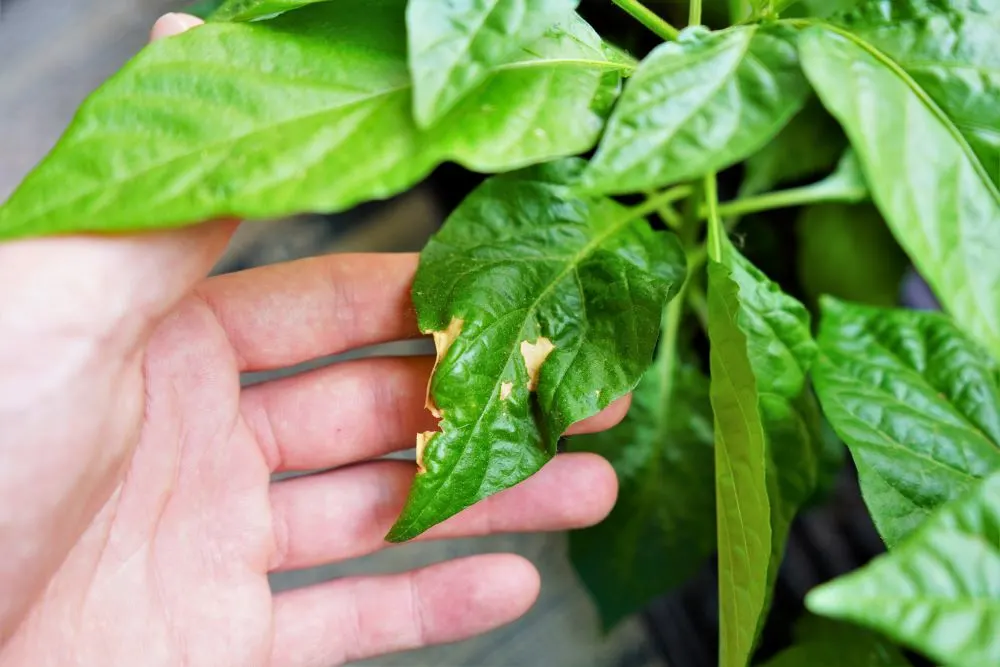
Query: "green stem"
646 190 684 230
712 185 832 219
686 282 709 331
657 279 687 404
689 0 703 26
704 173 723 262
630 184 693 220
612 0 681 41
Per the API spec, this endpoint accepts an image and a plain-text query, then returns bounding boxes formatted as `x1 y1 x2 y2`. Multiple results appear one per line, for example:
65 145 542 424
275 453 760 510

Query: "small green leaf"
797 203 908 309
582 24 810 195
210 0 326 21
0 0 623 240
185 0 227 19
407 0 579 128
708 238 820 667
807 469 1000 667
761 616 912 667
837 0 1000 187
740 97 847 197
799 25 1000 360
569 333 715 629
813 299 1000 547
386 159 687 542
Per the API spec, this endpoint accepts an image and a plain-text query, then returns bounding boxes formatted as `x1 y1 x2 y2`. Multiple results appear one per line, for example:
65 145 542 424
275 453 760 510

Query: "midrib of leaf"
433 0 507 93
7 50 622 229
817 22 1000 207
396 190 684 532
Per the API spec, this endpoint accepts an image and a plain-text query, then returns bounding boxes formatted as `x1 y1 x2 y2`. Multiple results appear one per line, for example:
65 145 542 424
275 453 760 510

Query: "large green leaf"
581 24 810 195
799 25 1000 360
569 334 715 629
708 238 820 667
813 299 1000 547
386 159 687 542
0 0 623 240
760 616 911 667
837 0 1000 187
807 469 1000 666
407 0 579 128
210 0 328 21
797 203 908 309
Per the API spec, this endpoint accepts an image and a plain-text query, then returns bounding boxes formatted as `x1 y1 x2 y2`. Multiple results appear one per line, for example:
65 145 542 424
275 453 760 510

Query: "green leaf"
708 239 820 667
837 0 1000 186
582 24 810 195
797 203 908 309
813 299 1000 547
761 616 912 667
407 0 579 128
799 25 1000 360
807 469 1000 667
386 159 687 542
210 0 327 22
569 329 715 629
185 0 227 19
740 97 847 197
0 0 623 240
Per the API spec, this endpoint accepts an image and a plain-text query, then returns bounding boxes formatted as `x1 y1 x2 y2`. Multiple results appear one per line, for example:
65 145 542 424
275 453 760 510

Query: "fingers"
240 353 631 472
194 253 420 372
270 554 540 667
268 453 618 571
150 13 203 41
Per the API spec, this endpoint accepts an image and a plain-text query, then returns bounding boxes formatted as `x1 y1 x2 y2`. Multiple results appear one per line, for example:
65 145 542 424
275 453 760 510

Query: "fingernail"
150 13 204 42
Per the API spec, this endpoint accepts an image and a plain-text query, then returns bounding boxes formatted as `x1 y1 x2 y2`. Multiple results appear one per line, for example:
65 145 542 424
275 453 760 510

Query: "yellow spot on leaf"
425 317 464 418
520 337 556 391
500 381 514 401
415 431 436 474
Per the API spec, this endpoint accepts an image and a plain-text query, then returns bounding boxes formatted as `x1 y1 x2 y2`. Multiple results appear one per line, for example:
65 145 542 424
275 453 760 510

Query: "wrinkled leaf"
807 469 1000 667
799 25 1000 359
708 238 820 667
386 159 687 542
837 0 1000 187
813 299 1000 547
407 0 579 127
761 616 911 667
797 203 908 309
740 97 847 197
569 335 715 629
0 0 623 240
210 0 326 21
582 24 810 195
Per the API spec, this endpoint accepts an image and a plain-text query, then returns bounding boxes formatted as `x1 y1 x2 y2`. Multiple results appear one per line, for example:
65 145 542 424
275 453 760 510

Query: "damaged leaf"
387 159 687 541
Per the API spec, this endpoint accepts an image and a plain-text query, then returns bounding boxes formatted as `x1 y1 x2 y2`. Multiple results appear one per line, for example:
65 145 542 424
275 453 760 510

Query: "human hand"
0 14 627 667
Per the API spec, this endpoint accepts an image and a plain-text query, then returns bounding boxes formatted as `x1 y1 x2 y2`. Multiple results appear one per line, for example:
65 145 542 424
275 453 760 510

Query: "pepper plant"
1 0 998 664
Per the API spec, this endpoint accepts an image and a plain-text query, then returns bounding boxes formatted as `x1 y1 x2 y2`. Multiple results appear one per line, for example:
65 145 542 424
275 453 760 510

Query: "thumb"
0 14 238 352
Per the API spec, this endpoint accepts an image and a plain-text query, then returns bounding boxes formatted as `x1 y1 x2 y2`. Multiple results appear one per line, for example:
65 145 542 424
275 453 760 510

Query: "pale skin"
0 13 629 667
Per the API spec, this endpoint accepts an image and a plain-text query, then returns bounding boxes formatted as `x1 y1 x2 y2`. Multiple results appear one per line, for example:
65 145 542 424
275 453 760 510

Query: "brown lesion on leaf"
520 337 556 391
500 381 514 401
424 316 463 419
415 431 436 474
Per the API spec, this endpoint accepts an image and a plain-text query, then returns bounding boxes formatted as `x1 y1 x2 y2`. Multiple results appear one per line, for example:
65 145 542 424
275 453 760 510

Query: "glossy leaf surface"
808 469 1000 666
813 299 1000 547
387 160 687 541
800 25 1000 359
838 0 1000 186
708 239 819 667
582 24 810 194
569 346 715 629
0 0 622 240
407 0 579 127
